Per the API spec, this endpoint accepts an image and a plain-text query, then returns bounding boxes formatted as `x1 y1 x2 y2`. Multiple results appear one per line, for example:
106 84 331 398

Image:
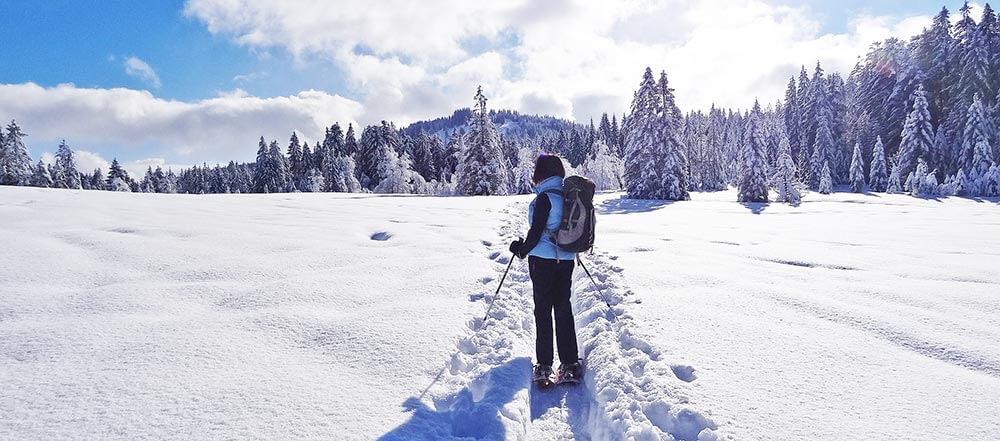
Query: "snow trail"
381 200 722 440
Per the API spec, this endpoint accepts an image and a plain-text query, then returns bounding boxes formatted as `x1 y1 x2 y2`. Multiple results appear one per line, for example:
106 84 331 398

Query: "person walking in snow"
509 154 582 387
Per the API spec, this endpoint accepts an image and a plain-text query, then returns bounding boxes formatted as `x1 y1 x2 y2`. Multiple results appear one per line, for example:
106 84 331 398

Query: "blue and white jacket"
525 176 576 261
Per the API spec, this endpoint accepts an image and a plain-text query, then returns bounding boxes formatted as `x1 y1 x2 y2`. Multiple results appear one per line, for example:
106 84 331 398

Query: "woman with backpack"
509 154 582 387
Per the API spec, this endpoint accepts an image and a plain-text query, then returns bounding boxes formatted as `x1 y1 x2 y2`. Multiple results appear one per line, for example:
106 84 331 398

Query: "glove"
509 239 525 259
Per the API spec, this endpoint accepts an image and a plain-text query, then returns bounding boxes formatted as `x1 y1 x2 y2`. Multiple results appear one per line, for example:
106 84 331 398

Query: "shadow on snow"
378 357 532 441
598 197 676 214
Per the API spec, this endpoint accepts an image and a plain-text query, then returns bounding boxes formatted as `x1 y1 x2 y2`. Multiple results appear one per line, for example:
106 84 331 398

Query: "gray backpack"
545 176 596 253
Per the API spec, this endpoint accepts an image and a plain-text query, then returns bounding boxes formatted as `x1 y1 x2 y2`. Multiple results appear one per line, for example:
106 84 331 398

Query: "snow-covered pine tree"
140 167 155 193
657 71 691 199
89 168 106 190
326 123 345 157
580 139 624 191
268 140 291 192
897 85 934 180
960 93 991 172
301 142 312 171
738 102 769 203
797 65 815 160
511 144 539 195
54 140 81 189
869 136 889 192
623 68 661 199
344 124 358 157
1 121 33 185
957 3 991 110
887 157 904 193
252 137 277 193
106 158 129 188
438 131 463 182
971 139 995 194
456 86 510 196
810 103 835 189
29 160 52 187
287 132 305 191
784 77 801 160
915 7 954 124
773 133 801 204
818 161 833 194
374 152 427 194
410 131 438 181
850 142 865 192
357 122 402 190
955 168 970 195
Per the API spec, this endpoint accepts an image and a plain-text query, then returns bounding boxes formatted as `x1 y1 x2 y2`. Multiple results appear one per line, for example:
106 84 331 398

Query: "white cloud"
0 83 364 163
184 0 933 124
123 56 163 88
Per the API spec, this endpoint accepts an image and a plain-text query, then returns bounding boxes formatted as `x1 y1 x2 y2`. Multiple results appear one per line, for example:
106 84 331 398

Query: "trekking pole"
480 252 516 328
576 255 612 309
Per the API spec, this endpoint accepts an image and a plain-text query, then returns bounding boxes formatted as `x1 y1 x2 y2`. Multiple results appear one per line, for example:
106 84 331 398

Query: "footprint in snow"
671 365 697 383
370 232 392 241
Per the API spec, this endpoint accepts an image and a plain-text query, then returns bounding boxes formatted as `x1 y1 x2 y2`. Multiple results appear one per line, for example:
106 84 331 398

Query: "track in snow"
380 201 721 441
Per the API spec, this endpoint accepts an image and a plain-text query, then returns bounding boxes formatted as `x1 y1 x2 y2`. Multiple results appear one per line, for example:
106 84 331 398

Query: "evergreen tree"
869 136 889 192
887 157 904 193
656 71 691 199
344 124 359 157
783 77 801 160
957 3 991 109
599 113 613 145
439 130 463 182
456 86 510 196
301 142 312 171
29 160 52 187
410 131 438 181
818 161 833 194
153 166 171 193
738 103 769 203
268 140 291 191
89 168 106 191
326 123 345 156
374 152 427 194
287 132 305 191
140 167 155 193
849 142 865 192
960 94 992 172
916 7 955 124
253 137 277 193
971 138 995 186
357 121 402 190
580 139 624 191
1 120 33 185
897 85 934 180
54 140 82 189
796 65 814 158
810 104 835 189
773 133 801 204
106 158 129 188
624 68 665 199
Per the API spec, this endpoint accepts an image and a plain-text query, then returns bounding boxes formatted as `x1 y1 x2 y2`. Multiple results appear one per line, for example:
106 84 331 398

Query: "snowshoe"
533 364 554 389
556 362 583 385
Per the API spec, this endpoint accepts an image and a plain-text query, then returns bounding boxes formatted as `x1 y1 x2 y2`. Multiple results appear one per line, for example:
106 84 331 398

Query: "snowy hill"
404 108 584 140
1 187 999 440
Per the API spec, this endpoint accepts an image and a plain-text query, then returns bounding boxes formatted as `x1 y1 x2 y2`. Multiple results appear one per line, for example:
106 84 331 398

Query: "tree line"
2 3 998 201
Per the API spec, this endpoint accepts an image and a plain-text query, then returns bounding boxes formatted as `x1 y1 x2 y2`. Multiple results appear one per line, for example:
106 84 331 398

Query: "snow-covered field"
1 186 998 440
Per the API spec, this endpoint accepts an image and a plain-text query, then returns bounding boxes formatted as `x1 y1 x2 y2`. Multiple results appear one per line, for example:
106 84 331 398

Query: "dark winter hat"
533 153 566 185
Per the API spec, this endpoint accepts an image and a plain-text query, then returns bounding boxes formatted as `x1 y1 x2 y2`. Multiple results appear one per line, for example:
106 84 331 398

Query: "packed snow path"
381 200 720 441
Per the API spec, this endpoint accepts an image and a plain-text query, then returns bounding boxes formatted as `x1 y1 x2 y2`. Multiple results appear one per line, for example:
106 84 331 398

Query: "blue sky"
0 0 967 172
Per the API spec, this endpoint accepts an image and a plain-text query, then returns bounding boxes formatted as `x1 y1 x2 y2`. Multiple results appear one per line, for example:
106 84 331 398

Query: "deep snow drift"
1 186 998 440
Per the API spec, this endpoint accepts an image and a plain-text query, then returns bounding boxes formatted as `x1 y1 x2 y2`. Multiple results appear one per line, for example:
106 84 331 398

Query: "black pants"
529 256 579 366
